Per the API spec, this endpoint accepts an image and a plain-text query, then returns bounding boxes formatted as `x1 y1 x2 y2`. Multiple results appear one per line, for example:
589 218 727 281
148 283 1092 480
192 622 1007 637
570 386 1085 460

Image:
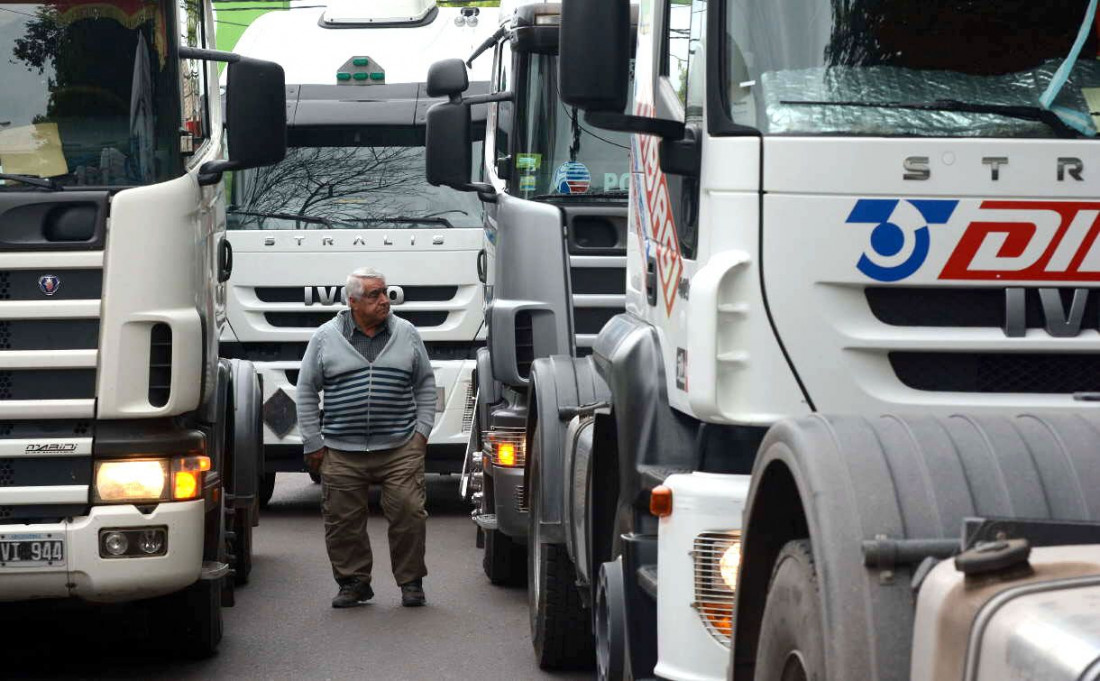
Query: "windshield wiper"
0 173 62 191
227 210 458 229
780 98 1083 139
531 191 629 202
342 216 456 228
226 209 334 227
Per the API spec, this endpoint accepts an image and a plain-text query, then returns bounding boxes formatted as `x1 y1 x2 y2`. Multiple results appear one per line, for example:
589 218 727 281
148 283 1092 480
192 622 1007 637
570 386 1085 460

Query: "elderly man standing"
297 267 436 608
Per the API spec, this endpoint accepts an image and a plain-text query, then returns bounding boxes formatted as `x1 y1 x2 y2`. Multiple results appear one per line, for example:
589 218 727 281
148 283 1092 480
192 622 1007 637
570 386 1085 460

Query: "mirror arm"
198 159 240 186
462 182 498 203
464 91 514 106
179 46 241 63
467 26 507 67
583 110 684 140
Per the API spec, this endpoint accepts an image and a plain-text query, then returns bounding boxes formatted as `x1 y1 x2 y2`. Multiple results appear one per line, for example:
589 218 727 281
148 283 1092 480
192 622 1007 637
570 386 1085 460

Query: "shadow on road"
0 475 471 678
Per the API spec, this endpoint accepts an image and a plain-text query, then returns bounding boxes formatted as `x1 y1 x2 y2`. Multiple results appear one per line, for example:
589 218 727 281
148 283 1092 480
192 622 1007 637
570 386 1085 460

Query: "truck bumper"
256 360 476 453
0 500 204 603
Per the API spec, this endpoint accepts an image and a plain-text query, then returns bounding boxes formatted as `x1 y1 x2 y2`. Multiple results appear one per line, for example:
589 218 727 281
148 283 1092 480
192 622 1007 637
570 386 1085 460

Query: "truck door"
637 0 707 412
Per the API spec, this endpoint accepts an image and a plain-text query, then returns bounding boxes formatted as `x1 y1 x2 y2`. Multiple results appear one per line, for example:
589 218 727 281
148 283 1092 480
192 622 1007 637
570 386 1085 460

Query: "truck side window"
665 0 706 121
494 40 512 180
178 0 209 145
663 0 706 260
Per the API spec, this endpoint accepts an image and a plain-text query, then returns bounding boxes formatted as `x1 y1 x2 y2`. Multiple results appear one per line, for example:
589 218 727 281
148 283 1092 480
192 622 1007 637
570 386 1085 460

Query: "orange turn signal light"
650 485 673 517
702 604 733 637
172 455 210 500
497 442 517 467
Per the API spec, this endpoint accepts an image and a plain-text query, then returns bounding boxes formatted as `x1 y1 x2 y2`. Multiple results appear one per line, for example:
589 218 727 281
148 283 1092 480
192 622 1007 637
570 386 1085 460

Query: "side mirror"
559 0 630 112
199 55 287 185
426 58 470 99
425 100 473 189
425 59 505 198
559 0 689 157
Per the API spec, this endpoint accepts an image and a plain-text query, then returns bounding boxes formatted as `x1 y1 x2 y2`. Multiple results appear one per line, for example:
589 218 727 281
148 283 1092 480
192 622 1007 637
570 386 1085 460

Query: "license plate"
0 533 65 567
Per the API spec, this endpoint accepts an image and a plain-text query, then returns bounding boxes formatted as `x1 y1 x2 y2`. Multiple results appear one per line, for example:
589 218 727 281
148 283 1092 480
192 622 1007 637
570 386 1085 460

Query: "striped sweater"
297 311 436 454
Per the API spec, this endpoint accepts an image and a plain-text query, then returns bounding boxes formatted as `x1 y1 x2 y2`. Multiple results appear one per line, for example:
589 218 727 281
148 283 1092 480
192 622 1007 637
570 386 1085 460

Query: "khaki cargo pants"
320 436 428 587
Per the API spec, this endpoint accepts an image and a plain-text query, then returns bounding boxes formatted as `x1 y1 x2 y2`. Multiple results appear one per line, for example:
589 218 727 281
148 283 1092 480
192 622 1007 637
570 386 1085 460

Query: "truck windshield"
228 126 484 229
723 0 1100 137
0 0 182 187
518 53 631 198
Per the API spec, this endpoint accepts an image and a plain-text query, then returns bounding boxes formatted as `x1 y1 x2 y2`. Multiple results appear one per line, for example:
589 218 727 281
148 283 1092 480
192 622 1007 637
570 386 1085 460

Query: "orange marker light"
497 442 517 467
174 470 200 500
172 455 210 500
650 485 673 517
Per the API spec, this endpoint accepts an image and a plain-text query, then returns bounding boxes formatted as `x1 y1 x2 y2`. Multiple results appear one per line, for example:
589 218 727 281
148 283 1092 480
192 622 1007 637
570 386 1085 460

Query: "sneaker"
400 579 426 607
332 579 374 608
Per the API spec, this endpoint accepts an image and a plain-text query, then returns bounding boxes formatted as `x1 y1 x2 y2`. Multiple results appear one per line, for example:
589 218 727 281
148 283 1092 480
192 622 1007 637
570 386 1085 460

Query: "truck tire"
483 527 526 586
528 425 595 669
754 540 824 681
259 472 276 508
595 559 627 681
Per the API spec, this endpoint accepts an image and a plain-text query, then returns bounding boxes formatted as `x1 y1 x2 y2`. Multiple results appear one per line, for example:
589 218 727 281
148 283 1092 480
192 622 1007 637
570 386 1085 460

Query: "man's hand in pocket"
305 447 327 475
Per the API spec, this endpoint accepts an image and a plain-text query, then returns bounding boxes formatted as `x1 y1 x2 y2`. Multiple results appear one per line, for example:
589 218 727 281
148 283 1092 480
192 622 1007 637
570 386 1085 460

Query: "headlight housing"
692 531 742 646
483 429 526 468
94 455 210 504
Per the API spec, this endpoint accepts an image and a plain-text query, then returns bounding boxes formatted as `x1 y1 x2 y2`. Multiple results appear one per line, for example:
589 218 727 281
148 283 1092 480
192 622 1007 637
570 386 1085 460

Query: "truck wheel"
259 472 276 508
483 527 526 586
754 540 824 681
528 427 594 669
595 559 627 681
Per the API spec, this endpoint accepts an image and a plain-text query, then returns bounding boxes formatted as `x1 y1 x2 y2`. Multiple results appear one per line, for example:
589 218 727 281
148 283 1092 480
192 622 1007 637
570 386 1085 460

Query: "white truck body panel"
655 473 750 681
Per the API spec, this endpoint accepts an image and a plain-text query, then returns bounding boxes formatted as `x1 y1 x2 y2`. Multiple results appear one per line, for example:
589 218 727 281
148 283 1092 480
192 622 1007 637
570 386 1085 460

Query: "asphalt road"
4 474 592 681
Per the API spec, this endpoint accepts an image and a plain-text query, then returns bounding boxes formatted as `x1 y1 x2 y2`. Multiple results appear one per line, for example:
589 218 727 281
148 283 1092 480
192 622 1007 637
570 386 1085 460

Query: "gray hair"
345 267 386 301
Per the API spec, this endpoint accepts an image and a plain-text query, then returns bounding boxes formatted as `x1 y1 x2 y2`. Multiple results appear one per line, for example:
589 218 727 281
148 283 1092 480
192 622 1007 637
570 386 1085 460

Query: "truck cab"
536 0 1100 679
422 0 632 587
218 0 498 500
0 0 286 655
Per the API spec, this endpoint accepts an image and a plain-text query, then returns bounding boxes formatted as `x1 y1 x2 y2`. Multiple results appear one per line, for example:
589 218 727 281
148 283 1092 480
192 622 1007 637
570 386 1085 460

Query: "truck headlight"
719 542 741 591
94 455 210 503
483 429 526 468
693 531 742 646
94 460 168 503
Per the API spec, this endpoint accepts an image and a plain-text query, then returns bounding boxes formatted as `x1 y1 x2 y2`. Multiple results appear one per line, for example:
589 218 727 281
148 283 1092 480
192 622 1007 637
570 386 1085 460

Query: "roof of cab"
229 2 497 85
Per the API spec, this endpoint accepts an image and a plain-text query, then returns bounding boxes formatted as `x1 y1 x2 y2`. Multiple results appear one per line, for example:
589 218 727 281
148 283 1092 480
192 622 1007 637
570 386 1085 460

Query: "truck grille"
515 311 534 379
866 287 1100 329
0 255 103 516
264 310 448 328
890 352 1100 394
148 323 172 407
461 380 476 433
0 419 94 522
255 285 458 303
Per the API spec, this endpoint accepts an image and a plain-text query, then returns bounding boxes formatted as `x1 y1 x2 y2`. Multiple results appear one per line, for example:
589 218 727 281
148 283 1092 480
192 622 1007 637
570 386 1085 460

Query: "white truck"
431 0 1100 678
0 0 285 655
218 0 497 502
